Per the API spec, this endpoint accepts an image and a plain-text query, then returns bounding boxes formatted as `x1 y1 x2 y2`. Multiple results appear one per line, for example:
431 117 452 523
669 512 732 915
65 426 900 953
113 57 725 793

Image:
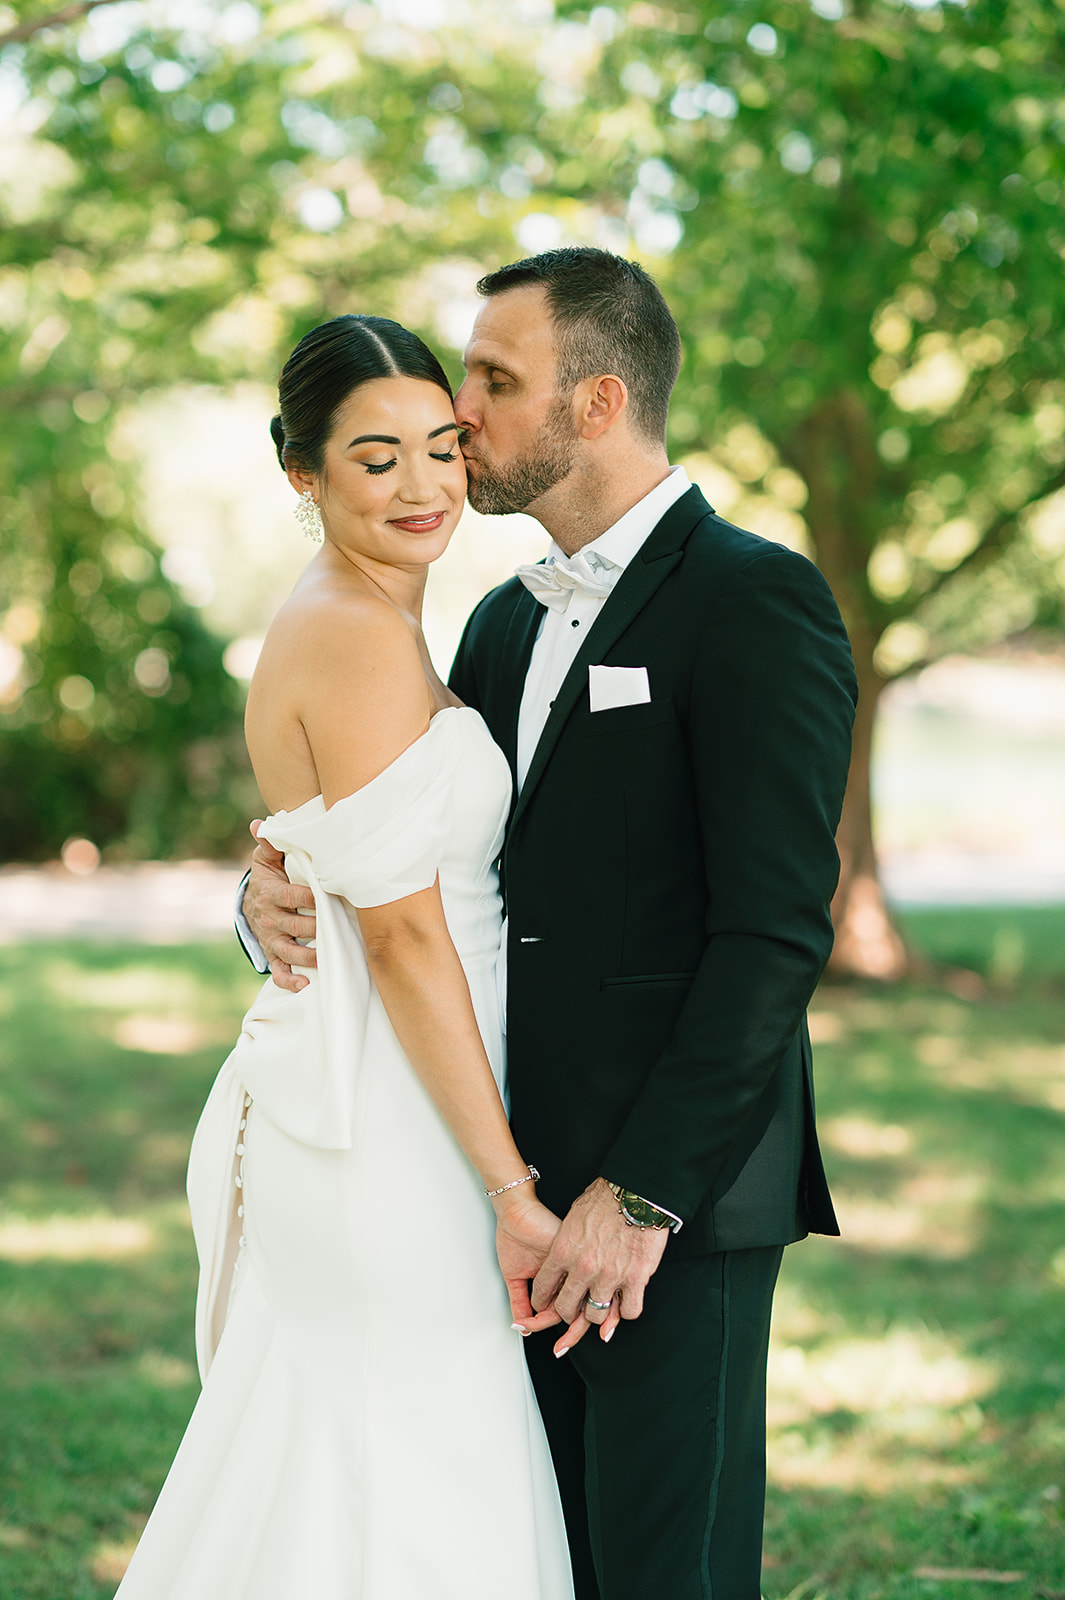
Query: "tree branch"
919 460 1065 602
0 0 125 48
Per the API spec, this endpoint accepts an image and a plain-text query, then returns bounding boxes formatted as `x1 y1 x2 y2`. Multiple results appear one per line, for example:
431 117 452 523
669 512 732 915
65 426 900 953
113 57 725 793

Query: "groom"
243 248 856 1598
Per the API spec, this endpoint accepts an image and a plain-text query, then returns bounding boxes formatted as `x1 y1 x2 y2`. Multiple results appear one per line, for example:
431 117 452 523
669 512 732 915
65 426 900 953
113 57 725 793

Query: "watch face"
619 1191 662 1228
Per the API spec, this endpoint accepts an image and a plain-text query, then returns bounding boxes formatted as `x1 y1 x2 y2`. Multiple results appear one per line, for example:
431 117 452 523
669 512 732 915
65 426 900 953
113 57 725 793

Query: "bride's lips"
388 511 448 533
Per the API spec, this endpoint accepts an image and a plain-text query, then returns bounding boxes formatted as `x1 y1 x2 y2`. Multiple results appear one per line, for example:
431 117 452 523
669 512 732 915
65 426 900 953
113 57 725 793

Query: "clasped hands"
244 828 669 1353
500 1179 670 1357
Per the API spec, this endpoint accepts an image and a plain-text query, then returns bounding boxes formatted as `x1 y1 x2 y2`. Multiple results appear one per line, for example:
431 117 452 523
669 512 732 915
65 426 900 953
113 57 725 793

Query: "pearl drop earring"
294 489 323 542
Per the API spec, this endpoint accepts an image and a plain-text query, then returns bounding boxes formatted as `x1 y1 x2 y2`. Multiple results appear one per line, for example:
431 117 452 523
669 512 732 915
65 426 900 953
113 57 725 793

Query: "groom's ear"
575 374 629 440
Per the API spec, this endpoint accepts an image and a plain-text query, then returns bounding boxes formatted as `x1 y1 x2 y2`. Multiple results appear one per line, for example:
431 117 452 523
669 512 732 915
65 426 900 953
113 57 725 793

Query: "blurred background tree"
1 0 1063 972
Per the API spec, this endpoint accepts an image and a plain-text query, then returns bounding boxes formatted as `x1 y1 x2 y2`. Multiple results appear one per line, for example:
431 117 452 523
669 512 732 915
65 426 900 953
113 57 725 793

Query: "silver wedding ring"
586 1296 612 1311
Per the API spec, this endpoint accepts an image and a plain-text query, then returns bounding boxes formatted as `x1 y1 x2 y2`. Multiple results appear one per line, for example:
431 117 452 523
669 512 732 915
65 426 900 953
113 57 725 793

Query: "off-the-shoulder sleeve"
260 712 460 908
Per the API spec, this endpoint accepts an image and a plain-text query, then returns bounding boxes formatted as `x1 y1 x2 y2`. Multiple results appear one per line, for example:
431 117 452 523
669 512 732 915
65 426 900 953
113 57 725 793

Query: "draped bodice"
261 706 512 964
220 708 512 1159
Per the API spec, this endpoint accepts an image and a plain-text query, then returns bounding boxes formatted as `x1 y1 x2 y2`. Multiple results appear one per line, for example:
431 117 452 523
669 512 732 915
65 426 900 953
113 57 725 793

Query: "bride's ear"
285 462 316 499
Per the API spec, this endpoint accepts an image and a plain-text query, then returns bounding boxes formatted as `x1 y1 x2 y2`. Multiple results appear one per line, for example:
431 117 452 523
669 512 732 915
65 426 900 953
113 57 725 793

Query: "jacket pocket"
601 971 696 990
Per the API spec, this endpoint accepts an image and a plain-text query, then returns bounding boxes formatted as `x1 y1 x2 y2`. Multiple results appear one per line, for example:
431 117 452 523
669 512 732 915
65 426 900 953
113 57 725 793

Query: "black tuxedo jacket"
449 486 857 1258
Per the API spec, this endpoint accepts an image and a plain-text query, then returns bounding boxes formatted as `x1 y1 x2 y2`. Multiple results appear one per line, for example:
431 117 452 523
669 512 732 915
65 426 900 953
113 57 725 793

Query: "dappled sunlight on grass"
90 1535 141 1588
136 1349 197 1389
0 943 257 1598
822 1115 913 1158
39 958 211 1016
112 1014 215 1053
760 907 1065 1597
35 947 255 1024
0 1212 155 1261
831 1169 988 1258
769 1308 996 1492
1 920 1063 1599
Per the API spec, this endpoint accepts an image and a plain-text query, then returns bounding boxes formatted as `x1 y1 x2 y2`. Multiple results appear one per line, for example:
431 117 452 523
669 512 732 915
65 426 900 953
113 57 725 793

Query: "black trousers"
523 1246 784 1600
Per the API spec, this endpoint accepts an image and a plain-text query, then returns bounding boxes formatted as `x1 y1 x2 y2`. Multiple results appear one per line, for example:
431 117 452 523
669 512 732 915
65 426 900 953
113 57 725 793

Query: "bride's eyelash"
364 448 456 475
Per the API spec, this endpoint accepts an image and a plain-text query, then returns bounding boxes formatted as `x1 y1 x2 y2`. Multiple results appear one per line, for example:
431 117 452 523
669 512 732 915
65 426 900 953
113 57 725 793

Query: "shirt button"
571 619 580 628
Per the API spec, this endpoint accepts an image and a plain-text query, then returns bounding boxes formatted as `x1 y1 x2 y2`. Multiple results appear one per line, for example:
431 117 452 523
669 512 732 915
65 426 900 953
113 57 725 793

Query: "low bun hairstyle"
270 314 454 473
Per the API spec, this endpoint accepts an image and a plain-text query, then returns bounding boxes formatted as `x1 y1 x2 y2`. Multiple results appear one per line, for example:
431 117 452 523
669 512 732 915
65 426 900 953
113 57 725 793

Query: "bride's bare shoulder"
246 581 431 802
255 581 419 685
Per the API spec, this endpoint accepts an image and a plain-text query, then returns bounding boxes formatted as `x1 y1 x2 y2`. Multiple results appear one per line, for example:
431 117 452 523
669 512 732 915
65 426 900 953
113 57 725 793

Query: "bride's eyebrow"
346 423 459 447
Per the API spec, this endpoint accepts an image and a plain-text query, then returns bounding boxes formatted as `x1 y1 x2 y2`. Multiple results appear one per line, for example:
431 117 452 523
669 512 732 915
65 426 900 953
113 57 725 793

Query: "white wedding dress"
115 707 573 1600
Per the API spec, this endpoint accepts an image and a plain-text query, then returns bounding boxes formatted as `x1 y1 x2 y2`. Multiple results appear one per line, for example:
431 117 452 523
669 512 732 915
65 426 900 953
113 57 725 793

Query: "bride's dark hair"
270 315 454 472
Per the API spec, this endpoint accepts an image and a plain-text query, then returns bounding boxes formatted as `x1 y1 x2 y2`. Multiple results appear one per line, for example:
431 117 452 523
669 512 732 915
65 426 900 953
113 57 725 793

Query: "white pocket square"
588 664 651 712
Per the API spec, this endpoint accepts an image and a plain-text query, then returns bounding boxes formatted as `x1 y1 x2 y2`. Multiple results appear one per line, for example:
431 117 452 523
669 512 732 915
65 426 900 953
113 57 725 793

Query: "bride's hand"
493 1192 561 1329
493 1193 621 1353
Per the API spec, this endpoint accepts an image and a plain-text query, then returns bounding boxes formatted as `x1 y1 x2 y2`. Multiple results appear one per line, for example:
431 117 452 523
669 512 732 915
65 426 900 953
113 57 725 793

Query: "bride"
115 315 575 1599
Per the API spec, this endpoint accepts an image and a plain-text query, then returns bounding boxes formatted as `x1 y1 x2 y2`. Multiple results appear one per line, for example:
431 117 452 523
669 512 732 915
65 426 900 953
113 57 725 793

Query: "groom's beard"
464 395 578 516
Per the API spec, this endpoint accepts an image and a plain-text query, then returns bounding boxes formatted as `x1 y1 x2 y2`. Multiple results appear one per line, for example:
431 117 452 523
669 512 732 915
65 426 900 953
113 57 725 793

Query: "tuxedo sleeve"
599 545 857 1222
234 869 271 974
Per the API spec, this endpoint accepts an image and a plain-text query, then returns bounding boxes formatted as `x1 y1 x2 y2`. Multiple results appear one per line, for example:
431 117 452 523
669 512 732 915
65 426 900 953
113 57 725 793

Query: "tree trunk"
779 391 910 981
828 640 909 981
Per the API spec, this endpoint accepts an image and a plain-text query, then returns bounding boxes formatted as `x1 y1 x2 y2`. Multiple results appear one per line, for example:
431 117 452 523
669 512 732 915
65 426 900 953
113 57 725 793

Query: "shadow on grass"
763 908 1065 1599
0 918 1063 1598
0 941 260 1598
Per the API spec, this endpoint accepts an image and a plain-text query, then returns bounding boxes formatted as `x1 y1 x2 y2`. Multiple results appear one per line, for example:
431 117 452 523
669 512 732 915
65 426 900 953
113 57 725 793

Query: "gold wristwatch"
606 1181 678 1231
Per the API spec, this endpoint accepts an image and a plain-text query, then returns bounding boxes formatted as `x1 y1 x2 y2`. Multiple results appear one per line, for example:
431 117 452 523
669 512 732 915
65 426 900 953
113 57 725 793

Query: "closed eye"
430 449 457 463
364 460 396 475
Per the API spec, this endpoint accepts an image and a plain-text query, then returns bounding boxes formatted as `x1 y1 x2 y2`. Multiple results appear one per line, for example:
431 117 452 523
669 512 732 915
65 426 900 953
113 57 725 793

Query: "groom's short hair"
477 247 681 444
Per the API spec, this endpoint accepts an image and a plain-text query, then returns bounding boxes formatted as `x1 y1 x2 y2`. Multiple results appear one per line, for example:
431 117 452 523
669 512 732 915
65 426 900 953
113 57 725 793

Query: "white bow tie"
514 551 620 613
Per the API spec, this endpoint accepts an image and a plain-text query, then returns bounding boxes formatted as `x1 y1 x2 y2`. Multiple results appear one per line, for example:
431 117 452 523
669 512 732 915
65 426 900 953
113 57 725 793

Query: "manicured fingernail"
603 1326 615 1343
555 1347 569 1359
511 1324 529 1335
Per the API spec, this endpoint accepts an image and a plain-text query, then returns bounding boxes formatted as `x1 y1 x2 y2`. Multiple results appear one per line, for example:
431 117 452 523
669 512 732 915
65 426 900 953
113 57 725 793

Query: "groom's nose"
453 378 479 433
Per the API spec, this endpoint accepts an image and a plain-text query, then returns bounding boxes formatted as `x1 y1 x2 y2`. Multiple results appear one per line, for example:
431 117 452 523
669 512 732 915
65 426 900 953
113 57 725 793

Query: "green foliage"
1 918 1063 1595
522 0 1065 676
3 0 1064 859
0 1 546 858
0 412 253 856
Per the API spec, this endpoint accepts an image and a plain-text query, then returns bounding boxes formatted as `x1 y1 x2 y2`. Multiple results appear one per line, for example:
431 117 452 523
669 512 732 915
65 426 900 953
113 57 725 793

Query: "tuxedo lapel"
509 489 713 831
494 586 543 780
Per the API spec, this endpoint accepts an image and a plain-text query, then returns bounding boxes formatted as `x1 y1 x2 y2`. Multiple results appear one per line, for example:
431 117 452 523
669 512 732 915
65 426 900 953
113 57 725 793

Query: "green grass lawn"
1 911 1063 1599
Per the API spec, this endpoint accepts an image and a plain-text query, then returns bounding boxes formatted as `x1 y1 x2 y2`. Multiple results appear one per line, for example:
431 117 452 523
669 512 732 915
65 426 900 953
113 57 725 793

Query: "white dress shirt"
516 466 690 789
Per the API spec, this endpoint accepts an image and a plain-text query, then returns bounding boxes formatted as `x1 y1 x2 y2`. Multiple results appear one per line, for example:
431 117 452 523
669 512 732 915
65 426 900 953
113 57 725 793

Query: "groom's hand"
530 1178 669 1352
245 822 317 992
